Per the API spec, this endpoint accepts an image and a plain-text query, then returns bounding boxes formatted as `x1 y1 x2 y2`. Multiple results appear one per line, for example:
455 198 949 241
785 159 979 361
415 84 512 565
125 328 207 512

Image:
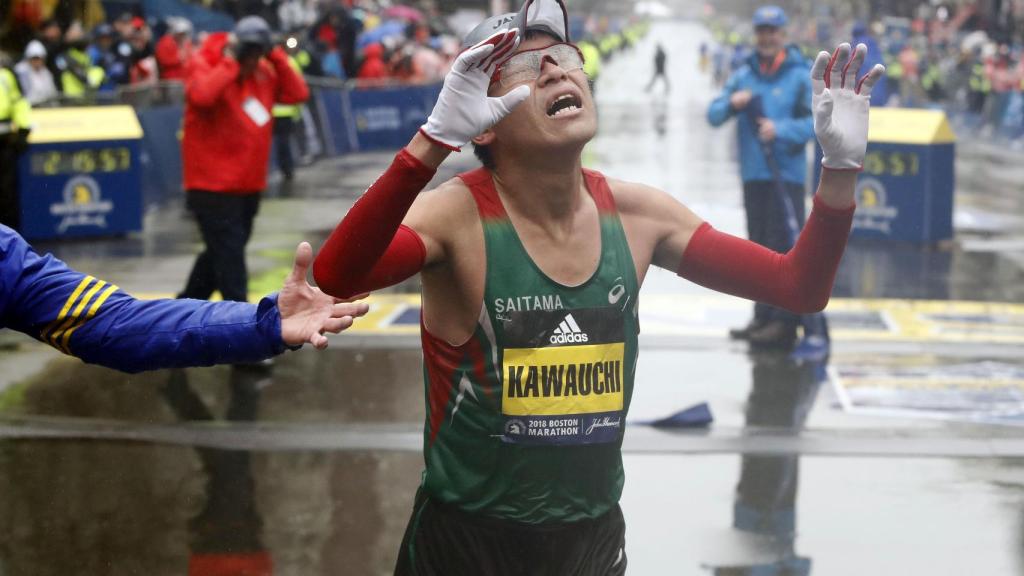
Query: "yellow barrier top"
868 107 956 145
28 106 143 144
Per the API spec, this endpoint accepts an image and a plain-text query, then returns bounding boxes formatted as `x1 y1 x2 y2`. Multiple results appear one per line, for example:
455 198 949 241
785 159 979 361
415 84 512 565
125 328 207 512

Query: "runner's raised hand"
419 29 531 151
811 43 885 171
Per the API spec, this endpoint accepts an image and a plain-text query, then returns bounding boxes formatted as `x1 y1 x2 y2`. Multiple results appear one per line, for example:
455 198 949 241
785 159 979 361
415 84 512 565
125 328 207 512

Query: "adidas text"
550 332 589 344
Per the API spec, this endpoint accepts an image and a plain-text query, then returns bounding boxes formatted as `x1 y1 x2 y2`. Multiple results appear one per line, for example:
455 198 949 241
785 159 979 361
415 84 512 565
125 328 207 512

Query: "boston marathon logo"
505 419 527 436
51 176 113 233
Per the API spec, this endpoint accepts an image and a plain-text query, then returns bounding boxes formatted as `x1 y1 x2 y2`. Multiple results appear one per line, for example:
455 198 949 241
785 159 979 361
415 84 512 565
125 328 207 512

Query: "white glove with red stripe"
811 43 886 171
419 30 531 151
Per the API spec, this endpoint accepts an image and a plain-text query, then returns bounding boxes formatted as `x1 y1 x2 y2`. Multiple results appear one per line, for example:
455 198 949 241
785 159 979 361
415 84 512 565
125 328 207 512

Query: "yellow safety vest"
0 68 31 132
970 63 991 93
885 55 903 79
272 55 304 120
60 48 105 98
921 64 941 92
295 50 312 71
579 41 601 80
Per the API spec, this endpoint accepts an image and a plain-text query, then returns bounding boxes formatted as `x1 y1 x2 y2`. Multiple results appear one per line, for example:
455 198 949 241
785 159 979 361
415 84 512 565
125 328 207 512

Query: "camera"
237 41 268 61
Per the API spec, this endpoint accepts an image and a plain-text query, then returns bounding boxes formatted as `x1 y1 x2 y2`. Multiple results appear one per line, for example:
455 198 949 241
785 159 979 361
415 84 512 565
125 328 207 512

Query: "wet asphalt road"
2 20 1024 576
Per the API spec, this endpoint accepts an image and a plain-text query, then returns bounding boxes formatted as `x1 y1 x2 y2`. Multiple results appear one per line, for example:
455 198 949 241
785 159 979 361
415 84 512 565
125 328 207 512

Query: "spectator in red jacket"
357 43 389 81
127 18 157 86
156 17 193 81
179 16 309 303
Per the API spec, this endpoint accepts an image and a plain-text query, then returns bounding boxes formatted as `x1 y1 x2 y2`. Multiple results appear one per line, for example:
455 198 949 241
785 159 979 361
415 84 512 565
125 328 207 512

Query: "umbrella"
383 5 424 22
357 19 408 49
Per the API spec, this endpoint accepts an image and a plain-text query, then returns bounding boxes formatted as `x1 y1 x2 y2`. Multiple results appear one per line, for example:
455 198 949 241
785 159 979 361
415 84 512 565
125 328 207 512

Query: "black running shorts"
394 490 628 576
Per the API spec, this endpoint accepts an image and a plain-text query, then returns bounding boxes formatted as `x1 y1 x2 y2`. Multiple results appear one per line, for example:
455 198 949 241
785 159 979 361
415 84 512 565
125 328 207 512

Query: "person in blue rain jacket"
706 5 815 348
0 224 367 373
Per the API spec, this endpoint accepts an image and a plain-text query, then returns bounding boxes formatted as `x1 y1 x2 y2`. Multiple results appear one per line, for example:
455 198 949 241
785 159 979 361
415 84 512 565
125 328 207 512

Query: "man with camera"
179 16 309 303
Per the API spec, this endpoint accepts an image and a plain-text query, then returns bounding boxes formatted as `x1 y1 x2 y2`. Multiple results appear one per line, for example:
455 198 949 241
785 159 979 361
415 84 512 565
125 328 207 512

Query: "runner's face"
488 34 596 152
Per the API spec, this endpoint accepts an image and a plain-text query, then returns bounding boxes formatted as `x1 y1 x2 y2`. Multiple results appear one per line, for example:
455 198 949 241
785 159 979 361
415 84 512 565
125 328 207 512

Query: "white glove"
419 30 532 151
811 43 885 170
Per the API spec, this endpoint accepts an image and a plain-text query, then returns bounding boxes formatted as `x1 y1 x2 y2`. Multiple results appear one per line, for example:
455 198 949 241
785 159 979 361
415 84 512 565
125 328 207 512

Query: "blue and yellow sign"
817 108 955 244
18 106 143 240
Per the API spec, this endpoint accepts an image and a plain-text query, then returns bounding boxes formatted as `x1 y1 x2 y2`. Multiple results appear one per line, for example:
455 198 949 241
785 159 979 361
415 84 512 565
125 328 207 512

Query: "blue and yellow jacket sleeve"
0 225 287 373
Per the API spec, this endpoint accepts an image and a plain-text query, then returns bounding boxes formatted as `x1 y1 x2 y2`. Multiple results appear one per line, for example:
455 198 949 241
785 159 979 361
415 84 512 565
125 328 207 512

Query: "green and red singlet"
418 168 640 525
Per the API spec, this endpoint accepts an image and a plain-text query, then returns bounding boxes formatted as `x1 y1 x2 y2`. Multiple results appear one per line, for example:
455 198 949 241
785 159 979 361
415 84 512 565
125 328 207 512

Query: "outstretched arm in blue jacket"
0 225 368 373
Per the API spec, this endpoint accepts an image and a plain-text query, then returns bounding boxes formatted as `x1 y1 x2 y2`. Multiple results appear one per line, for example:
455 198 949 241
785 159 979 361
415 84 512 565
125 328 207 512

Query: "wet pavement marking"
829 359 1024 426
3 415 1022 457
136 293 1024 344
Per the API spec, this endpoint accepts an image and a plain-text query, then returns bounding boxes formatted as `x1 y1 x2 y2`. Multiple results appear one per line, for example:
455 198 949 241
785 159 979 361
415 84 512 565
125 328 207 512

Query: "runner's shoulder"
603 176 679 217
424 175 474 206
410 176 478 226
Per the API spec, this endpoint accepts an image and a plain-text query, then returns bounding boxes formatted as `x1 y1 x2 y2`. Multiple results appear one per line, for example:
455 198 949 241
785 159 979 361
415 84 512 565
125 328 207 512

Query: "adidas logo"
550 313 590 344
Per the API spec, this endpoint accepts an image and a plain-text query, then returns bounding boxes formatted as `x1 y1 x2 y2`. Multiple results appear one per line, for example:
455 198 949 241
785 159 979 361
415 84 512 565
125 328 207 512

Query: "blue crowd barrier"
348 83 442 151
310 83 359 156
136 105 184 209
140 0 235 33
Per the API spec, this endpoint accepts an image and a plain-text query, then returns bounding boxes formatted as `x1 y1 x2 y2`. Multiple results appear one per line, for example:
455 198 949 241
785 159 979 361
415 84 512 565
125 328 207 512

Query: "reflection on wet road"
709 352 822 575
3 20 1024 575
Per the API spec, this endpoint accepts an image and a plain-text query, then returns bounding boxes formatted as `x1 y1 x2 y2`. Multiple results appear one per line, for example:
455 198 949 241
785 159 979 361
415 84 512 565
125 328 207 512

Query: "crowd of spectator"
8 12 164 105
1 0 658 111
706 2 1024 143
1 0 473 107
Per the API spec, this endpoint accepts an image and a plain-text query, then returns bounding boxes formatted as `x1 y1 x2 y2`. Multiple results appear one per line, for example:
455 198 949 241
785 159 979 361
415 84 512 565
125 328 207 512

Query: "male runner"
314 1 882 572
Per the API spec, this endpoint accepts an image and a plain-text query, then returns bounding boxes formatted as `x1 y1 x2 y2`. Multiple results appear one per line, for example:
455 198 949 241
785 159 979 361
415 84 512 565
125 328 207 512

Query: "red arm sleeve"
313 149 436 298
677 195 855 313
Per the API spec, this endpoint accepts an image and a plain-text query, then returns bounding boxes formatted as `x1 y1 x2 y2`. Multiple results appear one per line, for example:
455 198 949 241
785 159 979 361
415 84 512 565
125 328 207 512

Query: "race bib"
501 307 625 445
242 96 271 127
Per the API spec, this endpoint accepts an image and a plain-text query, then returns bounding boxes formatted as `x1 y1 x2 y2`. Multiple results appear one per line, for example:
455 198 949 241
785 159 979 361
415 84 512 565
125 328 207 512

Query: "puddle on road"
1 348 1021 575
0 440 422 575
0 348 426 425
